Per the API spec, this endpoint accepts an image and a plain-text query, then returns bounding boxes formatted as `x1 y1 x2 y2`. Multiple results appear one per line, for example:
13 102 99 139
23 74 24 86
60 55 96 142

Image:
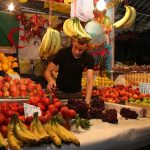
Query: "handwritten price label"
24 103 41 118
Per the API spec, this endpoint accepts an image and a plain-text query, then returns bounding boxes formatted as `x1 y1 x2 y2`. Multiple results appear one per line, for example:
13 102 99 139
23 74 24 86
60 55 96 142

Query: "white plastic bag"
71 0 94 22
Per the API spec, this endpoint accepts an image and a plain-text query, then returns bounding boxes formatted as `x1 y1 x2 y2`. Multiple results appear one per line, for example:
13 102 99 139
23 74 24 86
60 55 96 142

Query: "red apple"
36 84 42 91
3 90 10 97
0 90 2 97
54 101 63 110
19 84 27 91
20 91 27 98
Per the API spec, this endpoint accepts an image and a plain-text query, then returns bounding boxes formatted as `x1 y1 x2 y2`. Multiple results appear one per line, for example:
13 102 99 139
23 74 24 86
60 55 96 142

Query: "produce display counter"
22 118 150 150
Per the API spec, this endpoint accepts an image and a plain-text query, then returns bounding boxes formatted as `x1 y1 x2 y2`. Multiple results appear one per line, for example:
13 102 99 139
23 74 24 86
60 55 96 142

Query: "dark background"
115 29 150 65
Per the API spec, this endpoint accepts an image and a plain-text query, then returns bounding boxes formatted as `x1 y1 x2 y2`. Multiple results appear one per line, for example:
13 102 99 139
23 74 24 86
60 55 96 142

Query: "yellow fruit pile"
82 76 114 88
0 52 18 74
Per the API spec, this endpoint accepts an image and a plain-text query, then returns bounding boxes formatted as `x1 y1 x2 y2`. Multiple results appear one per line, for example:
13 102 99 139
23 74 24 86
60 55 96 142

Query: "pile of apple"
0 76 46 98
128 96 150 106
82 84 150 104
0 96 76 138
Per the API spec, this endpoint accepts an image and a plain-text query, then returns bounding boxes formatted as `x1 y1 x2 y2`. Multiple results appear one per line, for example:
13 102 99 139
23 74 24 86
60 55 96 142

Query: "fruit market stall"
0 0 150 150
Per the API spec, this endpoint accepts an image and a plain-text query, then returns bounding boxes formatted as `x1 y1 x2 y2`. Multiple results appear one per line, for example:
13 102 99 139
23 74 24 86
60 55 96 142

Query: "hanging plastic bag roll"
71 0 94 22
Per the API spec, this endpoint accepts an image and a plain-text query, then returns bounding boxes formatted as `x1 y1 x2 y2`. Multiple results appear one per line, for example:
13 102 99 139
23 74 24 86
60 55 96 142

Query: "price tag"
24 103 41 118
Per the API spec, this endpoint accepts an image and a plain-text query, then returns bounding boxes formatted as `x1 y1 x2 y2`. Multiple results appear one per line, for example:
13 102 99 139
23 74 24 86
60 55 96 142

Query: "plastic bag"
71 0 94 22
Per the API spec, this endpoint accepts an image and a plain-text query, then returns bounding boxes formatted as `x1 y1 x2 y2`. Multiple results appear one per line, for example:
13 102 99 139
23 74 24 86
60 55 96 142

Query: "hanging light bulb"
8 3 15 12
96 0 106 11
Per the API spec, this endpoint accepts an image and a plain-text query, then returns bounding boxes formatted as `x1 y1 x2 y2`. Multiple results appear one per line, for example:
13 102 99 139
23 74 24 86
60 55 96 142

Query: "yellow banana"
63 19 74 37
43 124 62 146
52 30 61 55
114 5 131 29
15 121 38 144
50 123 71 143
75 18 91 40
56 123 80 146
72 18 85 39
64 0 75 3
64 0 70 4
0 132 8 149
78 18 92 40
39 31 48 58
30 119 42 140
66 18 79 37
123 6 136 28
42 27 53 56
44 29 56 58
36 117 50 140
7 121 23 150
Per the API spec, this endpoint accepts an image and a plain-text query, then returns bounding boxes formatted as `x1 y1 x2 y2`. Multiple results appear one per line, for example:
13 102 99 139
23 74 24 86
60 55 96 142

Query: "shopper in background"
44 38 95 105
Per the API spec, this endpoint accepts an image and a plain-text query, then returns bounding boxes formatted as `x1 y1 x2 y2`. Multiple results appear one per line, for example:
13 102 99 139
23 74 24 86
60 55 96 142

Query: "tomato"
49 107 58 116
54 101 63 110
19 115 25 123
60 106 69 118
4 117 11 126
0 112 5 125
0 126 7 138
25 116 33 125
18 105 24 115
38 116 47 124
37 103 46 112
29 96 39 106
41 97 50 106
67 109 76 119
52 98 59 104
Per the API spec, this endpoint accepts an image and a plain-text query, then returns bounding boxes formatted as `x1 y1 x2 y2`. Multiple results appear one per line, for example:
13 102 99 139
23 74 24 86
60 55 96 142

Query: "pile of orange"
0 52 18 74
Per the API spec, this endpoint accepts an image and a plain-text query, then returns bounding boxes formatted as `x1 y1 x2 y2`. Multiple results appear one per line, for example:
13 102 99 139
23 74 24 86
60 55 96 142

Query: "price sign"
24 103 41 118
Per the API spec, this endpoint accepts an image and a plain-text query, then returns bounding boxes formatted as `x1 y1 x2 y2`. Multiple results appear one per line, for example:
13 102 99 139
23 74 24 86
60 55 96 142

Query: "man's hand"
47 79 56 92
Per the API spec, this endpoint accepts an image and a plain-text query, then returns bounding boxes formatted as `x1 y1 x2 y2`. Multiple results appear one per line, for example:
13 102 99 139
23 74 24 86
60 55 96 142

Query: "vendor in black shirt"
44 38 95 105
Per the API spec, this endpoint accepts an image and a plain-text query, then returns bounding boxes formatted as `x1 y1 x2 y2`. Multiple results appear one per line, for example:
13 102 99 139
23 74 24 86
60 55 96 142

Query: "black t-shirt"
52 47 95 93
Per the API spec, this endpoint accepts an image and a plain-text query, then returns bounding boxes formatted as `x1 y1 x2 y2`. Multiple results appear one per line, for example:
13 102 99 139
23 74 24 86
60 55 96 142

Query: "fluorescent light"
96 0 106 11
8 3 15 12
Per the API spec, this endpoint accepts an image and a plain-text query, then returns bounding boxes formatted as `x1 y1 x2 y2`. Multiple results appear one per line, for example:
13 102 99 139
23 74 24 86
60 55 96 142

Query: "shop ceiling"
0 0 150 32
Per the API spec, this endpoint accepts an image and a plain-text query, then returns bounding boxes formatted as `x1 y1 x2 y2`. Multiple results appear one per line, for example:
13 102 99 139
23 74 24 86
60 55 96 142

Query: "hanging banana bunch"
113 5 136 29
39 27 61 59
63 18 91 40
64 0 75 5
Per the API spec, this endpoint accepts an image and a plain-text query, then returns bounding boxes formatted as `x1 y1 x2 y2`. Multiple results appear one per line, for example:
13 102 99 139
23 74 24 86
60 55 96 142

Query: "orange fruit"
7 56 14 62
2 63 10 72
0 52 5 58
1 57 9 64
12 62 18 68
6 68 14 74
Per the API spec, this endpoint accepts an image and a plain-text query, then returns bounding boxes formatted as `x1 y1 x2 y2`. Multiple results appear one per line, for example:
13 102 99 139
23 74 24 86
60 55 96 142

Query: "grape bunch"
120 108 138 119
91 96 105 110
87 107 104 119
102 109 118 124
67 99 89 118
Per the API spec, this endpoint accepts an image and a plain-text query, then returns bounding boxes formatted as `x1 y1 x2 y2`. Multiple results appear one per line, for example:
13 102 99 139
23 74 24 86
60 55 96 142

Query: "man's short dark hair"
76 37 90 45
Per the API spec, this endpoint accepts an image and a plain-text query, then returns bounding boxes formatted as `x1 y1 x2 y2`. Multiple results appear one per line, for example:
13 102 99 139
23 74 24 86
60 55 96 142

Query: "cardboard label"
24 103 41 118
